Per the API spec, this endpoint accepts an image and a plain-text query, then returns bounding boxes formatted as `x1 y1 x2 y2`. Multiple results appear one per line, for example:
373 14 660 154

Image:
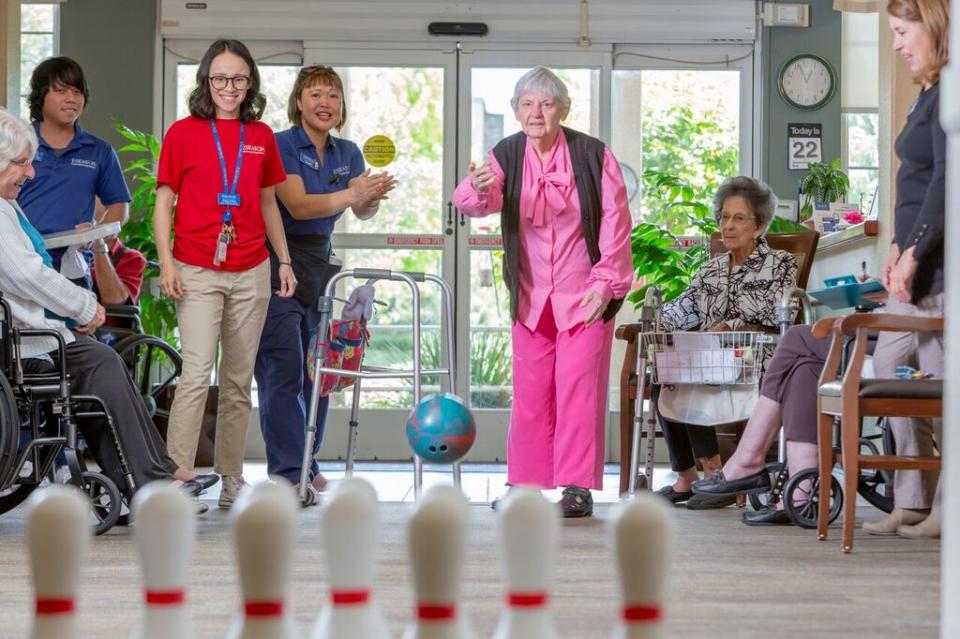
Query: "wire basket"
641 331 776 385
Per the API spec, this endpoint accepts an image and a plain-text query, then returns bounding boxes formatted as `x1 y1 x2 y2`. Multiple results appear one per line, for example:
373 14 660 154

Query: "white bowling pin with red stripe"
402 485 474 639
311 477 390 639
27 485 90 639
492 488 559 639
226 479 300 639
609 495 671 639
130 482 195 639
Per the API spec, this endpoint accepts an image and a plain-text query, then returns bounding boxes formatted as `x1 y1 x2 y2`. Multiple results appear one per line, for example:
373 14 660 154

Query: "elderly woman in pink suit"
453 66 633 517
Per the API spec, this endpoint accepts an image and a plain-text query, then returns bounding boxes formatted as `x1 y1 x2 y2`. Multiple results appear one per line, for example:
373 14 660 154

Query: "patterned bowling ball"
405 393 476 464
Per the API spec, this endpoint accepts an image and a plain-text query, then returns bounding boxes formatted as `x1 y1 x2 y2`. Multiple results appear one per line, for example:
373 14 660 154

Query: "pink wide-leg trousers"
507 301 614 490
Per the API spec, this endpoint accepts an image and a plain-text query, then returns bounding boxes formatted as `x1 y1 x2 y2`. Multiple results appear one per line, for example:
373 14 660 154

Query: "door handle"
445 201 454 236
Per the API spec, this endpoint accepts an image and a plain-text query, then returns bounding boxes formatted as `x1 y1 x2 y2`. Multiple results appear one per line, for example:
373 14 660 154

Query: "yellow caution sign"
362 135 396 167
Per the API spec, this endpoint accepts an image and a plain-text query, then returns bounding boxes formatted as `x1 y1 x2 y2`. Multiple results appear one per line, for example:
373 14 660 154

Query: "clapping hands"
348 169 397 208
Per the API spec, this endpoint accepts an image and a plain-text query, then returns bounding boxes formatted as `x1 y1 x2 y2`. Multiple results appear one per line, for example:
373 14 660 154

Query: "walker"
626 287 808 498
297 269 459 507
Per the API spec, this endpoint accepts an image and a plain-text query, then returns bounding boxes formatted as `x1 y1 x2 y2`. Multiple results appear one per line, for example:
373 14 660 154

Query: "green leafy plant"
640 106 739 233
799 159 850 220
628 171 717 305
114 123 179 348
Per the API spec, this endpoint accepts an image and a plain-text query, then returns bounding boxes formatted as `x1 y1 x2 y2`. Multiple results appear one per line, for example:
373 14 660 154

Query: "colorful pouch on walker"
306 319 370 396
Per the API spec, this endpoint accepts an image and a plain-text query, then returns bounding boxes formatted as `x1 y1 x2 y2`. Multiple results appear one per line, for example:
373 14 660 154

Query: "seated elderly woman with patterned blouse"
654 176 797 510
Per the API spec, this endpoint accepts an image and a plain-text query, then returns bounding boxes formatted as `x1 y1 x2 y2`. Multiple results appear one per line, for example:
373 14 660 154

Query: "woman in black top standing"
863 0 949 539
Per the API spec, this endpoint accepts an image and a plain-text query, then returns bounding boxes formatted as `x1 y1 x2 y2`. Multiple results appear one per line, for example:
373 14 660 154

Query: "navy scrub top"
274 126 365 237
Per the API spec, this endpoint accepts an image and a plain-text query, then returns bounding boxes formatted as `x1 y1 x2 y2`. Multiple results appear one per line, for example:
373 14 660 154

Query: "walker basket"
306 319 370 395
642 331 774 385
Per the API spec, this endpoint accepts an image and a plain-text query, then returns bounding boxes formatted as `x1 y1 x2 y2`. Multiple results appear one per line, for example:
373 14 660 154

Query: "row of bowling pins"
25 478 671 639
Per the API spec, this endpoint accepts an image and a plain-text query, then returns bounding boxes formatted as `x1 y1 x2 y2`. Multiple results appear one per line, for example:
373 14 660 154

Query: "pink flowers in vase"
842 210 865 225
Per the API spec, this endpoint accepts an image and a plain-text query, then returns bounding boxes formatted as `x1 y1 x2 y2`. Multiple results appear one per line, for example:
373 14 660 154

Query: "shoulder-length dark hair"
28 57 90 123
188 39 266 122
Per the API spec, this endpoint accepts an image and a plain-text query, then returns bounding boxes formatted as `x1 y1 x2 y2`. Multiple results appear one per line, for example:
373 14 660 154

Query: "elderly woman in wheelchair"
0 109 215 526
653 176 798 510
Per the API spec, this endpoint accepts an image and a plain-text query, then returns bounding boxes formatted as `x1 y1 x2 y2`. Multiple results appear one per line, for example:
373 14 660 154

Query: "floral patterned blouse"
658 238 798 332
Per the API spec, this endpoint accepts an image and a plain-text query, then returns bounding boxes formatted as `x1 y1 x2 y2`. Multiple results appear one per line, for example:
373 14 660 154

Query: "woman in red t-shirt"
154 39 296 509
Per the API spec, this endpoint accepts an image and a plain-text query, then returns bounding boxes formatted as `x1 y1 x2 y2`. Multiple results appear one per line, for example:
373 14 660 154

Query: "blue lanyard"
210 119 244 217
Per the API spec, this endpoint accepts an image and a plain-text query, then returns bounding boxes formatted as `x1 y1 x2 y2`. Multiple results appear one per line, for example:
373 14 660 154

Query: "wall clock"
778 54 836 111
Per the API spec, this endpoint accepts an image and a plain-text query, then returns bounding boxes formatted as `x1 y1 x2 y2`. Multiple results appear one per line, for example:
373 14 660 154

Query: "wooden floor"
0 498 941 638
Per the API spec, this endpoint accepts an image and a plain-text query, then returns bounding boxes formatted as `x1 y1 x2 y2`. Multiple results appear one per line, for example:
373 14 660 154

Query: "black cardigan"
491 126 623 323
894 82 945 303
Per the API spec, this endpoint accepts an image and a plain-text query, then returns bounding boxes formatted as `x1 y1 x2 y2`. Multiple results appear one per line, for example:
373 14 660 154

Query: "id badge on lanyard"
211 119 244 266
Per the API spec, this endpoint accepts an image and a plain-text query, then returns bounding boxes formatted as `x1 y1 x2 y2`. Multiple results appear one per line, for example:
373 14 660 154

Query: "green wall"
762 0 843 206
58 0 157 154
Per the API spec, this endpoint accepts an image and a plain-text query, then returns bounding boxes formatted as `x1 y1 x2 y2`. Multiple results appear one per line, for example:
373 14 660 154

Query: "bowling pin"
226 479 300 639
609 495 671 639
492 488 559 639
311 477 390 639
402 485 474 639
130 482 196 639
27 485 90 639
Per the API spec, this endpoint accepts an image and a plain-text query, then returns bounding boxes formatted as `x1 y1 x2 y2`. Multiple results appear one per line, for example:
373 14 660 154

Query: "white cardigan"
0 198 98 357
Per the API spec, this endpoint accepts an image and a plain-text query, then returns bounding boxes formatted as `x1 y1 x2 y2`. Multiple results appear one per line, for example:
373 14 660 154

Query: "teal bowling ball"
406 393 476 464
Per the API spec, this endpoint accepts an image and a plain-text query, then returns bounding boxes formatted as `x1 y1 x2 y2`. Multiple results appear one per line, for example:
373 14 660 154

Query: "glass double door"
295 45 606 460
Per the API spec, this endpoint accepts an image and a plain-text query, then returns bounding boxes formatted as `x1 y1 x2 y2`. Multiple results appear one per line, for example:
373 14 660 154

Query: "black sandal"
559 486 593 518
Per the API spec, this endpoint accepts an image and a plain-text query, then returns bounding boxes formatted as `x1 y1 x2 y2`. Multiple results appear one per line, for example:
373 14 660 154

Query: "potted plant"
799 159 850 223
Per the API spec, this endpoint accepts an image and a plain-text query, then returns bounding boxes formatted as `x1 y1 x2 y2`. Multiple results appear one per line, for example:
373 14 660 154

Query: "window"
841 11 879 213
612 68 741 234
19 3 60 117
844 112 879 212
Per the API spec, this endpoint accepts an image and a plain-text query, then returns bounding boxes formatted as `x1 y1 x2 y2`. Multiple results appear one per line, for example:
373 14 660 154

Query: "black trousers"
28 335 178 495
660 416 720 473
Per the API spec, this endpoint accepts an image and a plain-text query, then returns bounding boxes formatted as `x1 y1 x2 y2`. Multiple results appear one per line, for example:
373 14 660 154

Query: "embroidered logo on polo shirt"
299 152 319 171
70 158 97 170
243 144 266 155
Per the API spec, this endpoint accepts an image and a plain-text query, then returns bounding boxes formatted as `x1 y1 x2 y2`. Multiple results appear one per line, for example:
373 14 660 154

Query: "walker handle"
351 268 393 280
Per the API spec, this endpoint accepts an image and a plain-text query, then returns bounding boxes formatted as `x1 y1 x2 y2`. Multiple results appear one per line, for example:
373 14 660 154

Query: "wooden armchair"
616 230 819 495
816 313 942 553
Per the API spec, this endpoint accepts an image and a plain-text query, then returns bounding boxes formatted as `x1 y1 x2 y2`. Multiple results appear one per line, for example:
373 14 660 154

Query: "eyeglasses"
719 213 754 226
209 75 251 91
9 157 30 168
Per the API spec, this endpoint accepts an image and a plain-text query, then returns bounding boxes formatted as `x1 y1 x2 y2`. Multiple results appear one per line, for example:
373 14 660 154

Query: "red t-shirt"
156 116 286 271
91 239 147 303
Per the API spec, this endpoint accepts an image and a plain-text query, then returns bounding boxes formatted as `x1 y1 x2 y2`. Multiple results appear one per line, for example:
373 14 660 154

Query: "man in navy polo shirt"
17 56 130 288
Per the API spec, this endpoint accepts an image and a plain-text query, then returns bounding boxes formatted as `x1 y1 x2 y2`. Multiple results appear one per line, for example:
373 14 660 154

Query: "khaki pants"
871 293 943 510
165 259 271 476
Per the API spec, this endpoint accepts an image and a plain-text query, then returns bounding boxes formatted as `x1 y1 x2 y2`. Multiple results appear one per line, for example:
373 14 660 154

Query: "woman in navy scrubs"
255 65 395 491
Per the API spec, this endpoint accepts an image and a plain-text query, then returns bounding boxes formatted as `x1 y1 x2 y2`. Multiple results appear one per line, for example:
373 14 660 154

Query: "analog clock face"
779 55 835 110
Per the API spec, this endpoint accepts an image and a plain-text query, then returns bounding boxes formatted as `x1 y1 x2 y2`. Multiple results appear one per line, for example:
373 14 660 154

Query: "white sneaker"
218 475 247 509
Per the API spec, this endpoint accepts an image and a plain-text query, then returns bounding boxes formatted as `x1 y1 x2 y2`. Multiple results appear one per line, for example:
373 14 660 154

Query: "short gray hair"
713 176 778 229
0 109 38 173
510 66 572 114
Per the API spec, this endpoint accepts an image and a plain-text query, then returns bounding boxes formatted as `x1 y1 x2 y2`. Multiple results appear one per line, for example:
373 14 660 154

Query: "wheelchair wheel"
81 471 121 535
748 461 785 511
114 335 182 419
783 468 843 529
0 482 40 515
0 374 21 490
857 438 894 514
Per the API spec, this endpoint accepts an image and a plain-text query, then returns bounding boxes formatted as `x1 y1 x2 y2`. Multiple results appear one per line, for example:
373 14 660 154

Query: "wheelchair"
97 302 182 423
746 301 896 529
0 295 130 535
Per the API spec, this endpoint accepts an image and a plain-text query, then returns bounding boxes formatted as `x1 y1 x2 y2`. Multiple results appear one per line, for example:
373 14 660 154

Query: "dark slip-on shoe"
692 469 771 496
